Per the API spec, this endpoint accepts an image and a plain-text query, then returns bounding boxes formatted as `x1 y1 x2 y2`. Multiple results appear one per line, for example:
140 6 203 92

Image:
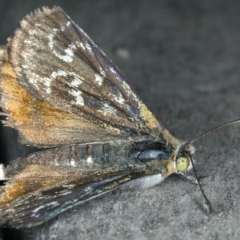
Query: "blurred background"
1 0 240 239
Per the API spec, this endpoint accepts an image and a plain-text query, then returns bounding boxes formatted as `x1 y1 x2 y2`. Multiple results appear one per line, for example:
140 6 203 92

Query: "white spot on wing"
54 158 59 166
84 186 93 192
28 71 43 89
110 92 125 104
28 29 37 36
99 67 106 77
85 43 92 53
32 201 60 214
57 190 72 196
29 77 40 90
47 33 77 63
69 89 84 105
70 77 83 87
63 184 75 189
48 34 54 49
80 42 85 50
98 103 116 115
24 38 39 47
110 67 117 74
43 70 83 94
22 64 29 69
43 70 67 94
62 43 77 62
24 40 33 44
95 74 103 86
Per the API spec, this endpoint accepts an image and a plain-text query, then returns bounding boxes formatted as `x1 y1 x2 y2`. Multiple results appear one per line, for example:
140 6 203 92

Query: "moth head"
176 156 190 172
174 143 195 173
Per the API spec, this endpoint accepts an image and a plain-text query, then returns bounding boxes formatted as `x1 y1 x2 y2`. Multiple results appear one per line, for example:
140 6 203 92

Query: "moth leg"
178 173 210 185
178 173 198 185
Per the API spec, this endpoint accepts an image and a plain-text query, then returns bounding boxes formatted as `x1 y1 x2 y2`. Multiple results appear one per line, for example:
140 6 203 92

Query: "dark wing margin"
2 6 162 145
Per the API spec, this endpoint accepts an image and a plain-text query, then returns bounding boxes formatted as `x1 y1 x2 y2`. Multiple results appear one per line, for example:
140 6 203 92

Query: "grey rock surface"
0 0 240 239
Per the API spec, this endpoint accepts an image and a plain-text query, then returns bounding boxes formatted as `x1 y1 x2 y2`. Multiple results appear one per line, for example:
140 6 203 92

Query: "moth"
0 6 215 228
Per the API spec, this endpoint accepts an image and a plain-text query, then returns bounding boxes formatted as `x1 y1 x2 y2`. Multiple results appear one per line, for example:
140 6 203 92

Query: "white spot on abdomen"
0 164 5 180
138 174 164 188
70 159 76 166
86 156 93 163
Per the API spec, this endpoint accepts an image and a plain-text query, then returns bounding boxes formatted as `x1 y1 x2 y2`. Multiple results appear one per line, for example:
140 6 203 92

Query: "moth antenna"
189 118 240 144
187 153 211 214
187 118 240 213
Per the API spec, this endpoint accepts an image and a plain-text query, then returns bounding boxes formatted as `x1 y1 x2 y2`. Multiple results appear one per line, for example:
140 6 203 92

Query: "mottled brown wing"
0 7 162 147
0 162 148 228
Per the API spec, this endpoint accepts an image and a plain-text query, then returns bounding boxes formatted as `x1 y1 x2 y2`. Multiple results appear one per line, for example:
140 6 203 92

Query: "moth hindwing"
0 7 198 228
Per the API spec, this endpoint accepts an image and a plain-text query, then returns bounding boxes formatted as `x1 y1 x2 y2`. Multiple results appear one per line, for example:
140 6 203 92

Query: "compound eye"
176 157 190 172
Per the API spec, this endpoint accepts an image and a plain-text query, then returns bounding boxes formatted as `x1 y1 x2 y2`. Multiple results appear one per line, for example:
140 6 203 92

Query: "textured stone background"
1 0 240 239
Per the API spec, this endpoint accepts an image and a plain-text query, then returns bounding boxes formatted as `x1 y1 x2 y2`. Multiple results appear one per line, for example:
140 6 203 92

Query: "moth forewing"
6 7 162 146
